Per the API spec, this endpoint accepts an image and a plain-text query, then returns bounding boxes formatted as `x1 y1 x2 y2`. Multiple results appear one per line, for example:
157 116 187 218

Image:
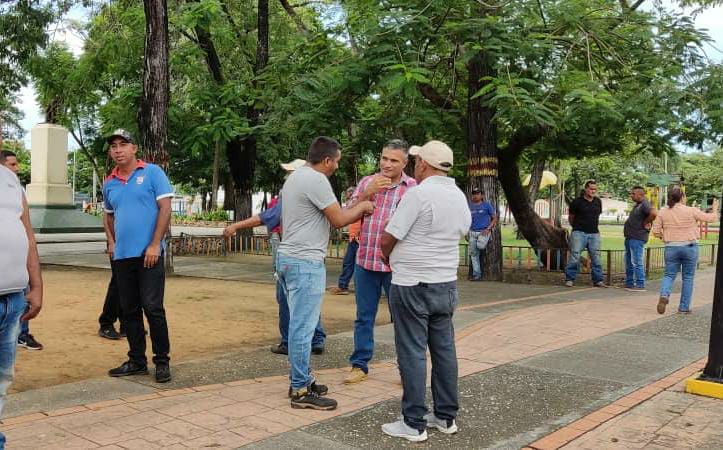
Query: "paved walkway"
1 269 719 449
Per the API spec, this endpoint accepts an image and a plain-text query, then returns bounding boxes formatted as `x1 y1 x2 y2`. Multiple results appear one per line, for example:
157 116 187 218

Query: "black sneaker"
290 388 337 410
288 381 328 398
108 360 148 377
17 334 43 350
155 363 172 383
99 327 122 340
270 344 288 355
312 346 325 355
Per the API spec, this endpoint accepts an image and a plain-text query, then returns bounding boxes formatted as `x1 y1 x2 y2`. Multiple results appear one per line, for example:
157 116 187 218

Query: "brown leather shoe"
657 296 669 315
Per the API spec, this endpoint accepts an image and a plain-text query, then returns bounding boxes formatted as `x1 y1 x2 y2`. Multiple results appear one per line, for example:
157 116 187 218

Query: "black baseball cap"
471 187 482 194
106 129 135 144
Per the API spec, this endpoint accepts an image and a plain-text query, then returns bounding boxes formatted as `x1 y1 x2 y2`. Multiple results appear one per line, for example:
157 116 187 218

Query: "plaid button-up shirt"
353 172 416 272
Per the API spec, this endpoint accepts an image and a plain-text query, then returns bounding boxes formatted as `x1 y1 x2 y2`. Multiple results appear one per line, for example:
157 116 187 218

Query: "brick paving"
1 285 717 449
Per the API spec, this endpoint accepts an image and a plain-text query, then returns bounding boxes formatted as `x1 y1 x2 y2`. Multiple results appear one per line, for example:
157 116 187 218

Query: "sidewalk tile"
155 394 236 417
224 379 258 387
584 410 616 424
85 399 126 410
193 383 227 392
47 405 137 430
121 393 161 403
72 423 125 446
614 396 644 408
235 414 293 434
0 412 47 425
184 430 251 448
208 401 271 420
154 419 214 440
112 438 161 450
599 404 628 416
158 387 196 397
104 410 174 432
257 408 315 428
567 418 599 432
228 425 273 442
46 405 90 417
35 436 100 449
124 427 183 447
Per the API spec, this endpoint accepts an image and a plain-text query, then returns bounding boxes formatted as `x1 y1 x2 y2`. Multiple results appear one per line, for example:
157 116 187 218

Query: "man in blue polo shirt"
468 188 497 281
103 129 174 383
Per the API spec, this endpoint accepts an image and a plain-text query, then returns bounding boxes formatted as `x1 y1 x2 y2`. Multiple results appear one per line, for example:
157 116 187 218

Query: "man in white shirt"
0 153 43 449
380 140 471 442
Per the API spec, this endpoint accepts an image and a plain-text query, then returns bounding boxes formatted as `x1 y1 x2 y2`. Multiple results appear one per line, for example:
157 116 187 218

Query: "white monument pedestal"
26 124 74 205
26 123 102 233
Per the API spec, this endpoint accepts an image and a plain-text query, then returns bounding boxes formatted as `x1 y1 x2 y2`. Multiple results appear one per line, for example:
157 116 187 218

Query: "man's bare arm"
223 215 263 238
143 197 172 268
380 232 398 264
20 196 42 321
103 212 116 258
323 201 374 228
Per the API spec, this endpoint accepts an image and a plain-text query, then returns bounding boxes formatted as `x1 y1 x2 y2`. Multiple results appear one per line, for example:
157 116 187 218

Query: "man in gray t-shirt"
277 136 373 412
624 186 657 291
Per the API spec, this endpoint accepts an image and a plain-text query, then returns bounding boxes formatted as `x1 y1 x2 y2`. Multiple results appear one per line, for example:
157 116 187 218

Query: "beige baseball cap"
280 159 306 172
408 140 453 171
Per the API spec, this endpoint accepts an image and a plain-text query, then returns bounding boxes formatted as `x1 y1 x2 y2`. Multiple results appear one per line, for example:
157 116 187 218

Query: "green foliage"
680 147 723 205
190 208 230 222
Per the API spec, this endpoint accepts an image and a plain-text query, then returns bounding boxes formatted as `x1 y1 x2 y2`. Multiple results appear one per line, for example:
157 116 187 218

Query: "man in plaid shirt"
344 139 417 384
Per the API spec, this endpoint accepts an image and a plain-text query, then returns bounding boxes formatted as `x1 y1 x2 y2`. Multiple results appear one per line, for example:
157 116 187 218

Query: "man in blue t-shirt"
468 188 497 280
103 129 174 383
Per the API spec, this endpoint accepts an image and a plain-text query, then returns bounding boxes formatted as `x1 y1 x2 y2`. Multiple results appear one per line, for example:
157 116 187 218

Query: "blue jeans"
564 231 603 284
660 244 699 312
18 318 29 338
468 231 485 279
1 292 26 449
624 239 646 288
277 254 326 390
337 240 359 289
389 282 459 432
277 279 325 348
349 265 392 373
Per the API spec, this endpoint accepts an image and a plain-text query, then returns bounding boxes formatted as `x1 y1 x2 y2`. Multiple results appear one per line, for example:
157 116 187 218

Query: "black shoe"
290 388 337 410
17 334 43 350
155 363 172 383
288 381 328 398
271 344 288 355
99 327 122 340
108 361 148 377
312 346 325 355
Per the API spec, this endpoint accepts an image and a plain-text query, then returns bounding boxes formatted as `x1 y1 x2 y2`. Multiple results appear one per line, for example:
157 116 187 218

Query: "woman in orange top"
651 188 718 314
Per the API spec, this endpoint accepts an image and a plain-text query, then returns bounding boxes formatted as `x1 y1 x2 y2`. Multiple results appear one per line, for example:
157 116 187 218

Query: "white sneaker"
381 419 428 442
564 280 574 287
424 413 458 434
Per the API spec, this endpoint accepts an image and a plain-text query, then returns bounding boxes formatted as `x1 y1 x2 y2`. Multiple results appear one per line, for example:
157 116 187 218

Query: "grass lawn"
500 224 719 250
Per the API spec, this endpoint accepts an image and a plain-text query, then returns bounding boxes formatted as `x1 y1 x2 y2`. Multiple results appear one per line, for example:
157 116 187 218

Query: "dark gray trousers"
389 281 459 431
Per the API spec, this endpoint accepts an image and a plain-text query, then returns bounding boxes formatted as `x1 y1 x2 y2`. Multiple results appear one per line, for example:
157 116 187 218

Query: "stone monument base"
30 205 103 233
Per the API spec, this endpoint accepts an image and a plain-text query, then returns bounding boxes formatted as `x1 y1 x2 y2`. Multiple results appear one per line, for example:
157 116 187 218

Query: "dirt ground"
12 266 388 393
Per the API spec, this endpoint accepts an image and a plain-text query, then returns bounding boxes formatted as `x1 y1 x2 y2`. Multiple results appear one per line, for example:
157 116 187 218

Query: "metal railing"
170 233 717 284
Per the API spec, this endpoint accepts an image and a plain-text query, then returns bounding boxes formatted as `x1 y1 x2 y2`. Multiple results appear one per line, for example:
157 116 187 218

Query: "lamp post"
701 193 723 382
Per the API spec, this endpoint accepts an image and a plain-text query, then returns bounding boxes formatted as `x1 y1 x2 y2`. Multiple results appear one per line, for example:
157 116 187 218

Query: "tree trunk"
466 50 502 281
209 140 221 210
498 150 567 251
517 159 545 238
139 0 170 166
222 176 235 211
231 0 269 221
527 159 545 207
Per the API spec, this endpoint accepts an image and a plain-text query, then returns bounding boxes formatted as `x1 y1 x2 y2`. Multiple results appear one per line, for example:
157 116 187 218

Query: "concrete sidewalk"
1 269 719 449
